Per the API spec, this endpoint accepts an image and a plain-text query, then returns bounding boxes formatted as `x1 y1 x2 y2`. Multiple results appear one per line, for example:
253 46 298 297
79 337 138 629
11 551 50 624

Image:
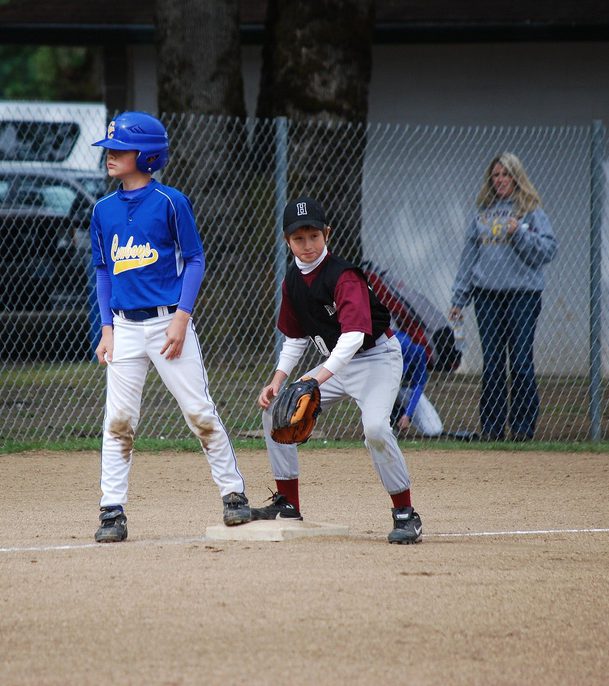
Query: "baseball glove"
271 377 322 445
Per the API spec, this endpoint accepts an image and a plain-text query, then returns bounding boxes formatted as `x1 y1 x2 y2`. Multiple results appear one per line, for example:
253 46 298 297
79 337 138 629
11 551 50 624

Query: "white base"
206 519 349 542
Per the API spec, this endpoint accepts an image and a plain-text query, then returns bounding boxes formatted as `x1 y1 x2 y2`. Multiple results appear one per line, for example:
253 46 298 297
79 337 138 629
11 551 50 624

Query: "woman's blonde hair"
476 152 541 216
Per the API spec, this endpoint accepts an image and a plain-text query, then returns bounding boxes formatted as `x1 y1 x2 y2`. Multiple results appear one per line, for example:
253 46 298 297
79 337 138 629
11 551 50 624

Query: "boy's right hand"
259 370 288 408
95 325 114 365
258 382 280 409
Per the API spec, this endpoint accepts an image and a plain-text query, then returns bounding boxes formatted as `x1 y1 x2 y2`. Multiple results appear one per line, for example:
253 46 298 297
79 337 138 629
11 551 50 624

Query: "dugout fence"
0 107 607 444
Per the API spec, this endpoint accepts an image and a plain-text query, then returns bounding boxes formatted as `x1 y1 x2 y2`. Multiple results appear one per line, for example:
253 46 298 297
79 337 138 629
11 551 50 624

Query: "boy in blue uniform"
90 111 250 542
392 330 443 437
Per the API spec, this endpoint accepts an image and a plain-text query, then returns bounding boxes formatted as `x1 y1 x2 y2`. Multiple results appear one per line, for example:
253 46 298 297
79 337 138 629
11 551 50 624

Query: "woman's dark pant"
473 289 542 439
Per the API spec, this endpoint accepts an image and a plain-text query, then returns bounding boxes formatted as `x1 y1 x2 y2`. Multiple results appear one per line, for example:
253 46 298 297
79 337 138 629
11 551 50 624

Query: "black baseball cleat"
250 492 303 521
222 492 252 526
388 506 422 544
95 507 128 543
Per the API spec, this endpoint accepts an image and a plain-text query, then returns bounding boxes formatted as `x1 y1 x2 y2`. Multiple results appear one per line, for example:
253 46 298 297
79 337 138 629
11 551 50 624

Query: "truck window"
0 121 79 163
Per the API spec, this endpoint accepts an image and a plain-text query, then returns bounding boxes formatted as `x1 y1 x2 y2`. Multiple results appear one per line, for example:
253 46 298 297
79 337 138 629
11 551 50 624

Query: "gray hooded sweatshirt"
451 199 557 309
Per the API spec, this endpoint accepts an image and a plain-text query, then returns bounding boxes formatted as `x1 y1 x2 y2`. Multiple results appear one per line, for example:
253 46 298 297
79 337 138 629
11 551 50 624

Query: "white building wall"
369 43 609 126
129 45 159 115
363 43 609 374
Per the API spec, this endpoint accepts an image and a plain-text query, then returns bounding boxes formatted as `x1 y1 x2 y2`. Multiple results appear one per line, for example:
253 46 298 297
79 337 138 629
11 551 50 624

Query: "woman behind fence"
449 152 557 441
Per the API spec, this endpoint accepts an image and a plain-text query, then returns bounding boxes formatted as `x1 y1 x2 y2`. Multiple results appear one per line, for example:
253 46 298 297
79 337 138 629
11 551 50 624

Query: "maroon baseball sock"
391 489 412 509
276 478 300 511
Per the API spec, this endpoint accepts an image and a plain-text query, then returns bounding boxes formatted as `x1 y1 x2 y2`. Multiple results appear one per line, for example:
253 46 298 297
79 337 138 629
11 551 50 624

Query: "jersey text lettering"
111 234 159 274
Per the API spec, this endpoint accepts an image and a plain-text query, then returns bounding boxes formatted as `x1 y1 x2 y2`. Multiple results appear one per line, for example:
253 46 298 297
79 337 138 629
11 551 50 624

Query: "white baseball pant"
262 335 412 494
100 313 245 507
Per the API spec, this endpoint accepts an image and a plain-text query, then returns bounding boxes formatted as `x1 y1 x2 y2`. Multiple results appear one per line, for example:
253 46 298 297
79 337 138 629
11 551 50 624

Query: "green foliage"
0 45 102 101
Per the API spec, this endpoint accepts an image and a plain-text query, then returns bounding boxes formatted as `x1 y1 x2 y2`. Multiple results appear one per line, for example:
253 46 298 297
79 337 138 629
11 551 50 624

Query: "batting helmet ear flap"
136 149 169 174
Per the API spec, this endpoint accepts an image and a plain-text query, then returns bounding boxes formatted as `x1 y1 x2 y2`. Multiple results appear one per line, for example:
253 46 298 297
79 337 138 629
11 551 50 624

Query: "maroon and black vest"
285 255 390 355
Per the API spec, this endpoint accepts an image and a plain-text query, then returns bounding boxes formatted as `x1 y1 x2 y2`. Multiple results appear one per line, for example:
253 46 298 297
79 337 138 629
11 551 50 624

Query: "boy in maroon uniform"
253 196 423 544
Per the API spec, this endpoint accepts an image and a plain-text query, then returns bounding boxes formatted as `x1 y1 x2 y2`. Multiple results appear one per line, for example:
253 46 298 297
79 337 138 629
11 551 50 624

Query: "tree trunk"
155 0 245 116
154 0 247 205
154 1 268 354
257 0 375 264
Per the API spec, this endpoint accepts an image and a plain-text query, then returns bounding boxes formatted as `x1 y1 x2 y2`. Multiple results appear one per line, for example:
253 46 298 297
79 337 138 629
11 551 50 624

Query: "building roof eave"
0 23 155 46
0 20 608 47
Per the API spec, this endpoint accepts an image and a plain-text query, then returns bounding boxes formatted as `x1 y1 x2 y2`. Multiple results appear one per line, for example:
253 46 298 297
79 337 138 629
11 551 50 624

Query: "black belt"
113 305 178 322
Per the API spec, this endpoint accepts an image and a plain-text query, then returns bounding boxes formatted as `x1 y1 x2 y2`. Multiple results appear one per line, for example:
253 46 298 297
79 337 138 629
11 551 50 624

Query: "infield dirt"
1 448 608 685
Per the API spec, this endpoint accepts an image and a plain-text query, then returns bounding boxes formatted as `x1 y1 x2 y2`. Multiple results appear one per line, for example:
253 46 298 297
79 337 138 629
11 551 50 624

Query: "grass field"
2 361 608 444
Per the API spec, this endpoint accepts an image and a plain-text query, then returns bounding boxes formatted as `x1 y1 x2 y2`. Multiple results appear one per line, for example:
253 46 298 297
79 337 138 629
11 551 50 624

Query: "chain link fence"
0 105 607 444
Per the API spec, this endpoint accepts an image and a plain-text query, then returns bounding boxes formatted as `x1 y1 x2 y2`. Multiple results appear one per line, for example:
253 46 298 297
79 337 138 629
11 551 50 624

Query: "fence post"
274 117 288 360
589 120 604 441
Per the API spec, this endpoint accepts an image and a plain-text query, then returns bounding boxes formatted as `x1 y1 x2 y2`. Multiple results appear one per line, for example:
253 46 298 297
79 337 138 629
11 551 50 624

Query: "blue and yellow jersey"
90 179 203 310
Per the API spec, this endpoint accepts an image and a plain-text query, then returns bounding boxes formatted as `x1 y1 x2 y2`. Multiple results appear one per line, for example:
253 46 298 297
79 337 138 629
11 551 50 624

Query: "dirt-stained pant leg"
101 317 149 507
146 317 245 498
346 337 411 494
263 336 411 495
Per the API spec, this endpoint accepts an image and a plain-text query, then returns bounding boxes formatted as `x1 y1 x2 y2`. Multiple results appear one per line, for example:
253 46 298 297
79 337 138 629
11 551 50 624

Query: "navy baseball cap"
283 196 327 235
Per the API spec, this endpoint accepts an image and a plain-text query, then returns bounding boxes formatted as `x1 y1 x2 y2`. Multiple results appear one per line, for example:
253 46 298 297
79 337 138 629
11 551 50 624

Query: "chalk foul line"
427 527 609 538
0 536 207 554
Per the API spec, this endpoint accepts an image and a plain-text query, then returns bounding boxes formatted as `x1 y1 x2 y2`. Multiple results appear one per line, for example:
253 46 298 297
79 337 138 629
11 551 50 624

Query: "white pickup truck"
0 101 107 171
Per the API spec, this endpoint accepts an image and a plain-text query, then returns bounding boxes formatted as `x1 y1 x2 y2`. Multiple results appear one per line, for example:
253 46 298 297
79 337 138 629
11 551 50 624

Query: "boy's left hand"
161 309 190 359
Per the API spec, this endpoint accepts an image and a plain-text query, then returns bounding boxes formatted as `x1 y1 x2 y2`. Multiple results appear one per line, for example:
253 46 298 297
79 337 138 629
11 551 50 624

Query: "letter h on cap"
296 202 307 216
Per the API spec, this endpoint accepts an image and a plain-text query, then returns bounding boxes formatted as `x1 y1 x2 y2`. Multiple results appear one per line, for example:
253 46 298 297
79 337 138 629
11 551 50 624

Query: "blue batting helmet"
92 111 169 173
